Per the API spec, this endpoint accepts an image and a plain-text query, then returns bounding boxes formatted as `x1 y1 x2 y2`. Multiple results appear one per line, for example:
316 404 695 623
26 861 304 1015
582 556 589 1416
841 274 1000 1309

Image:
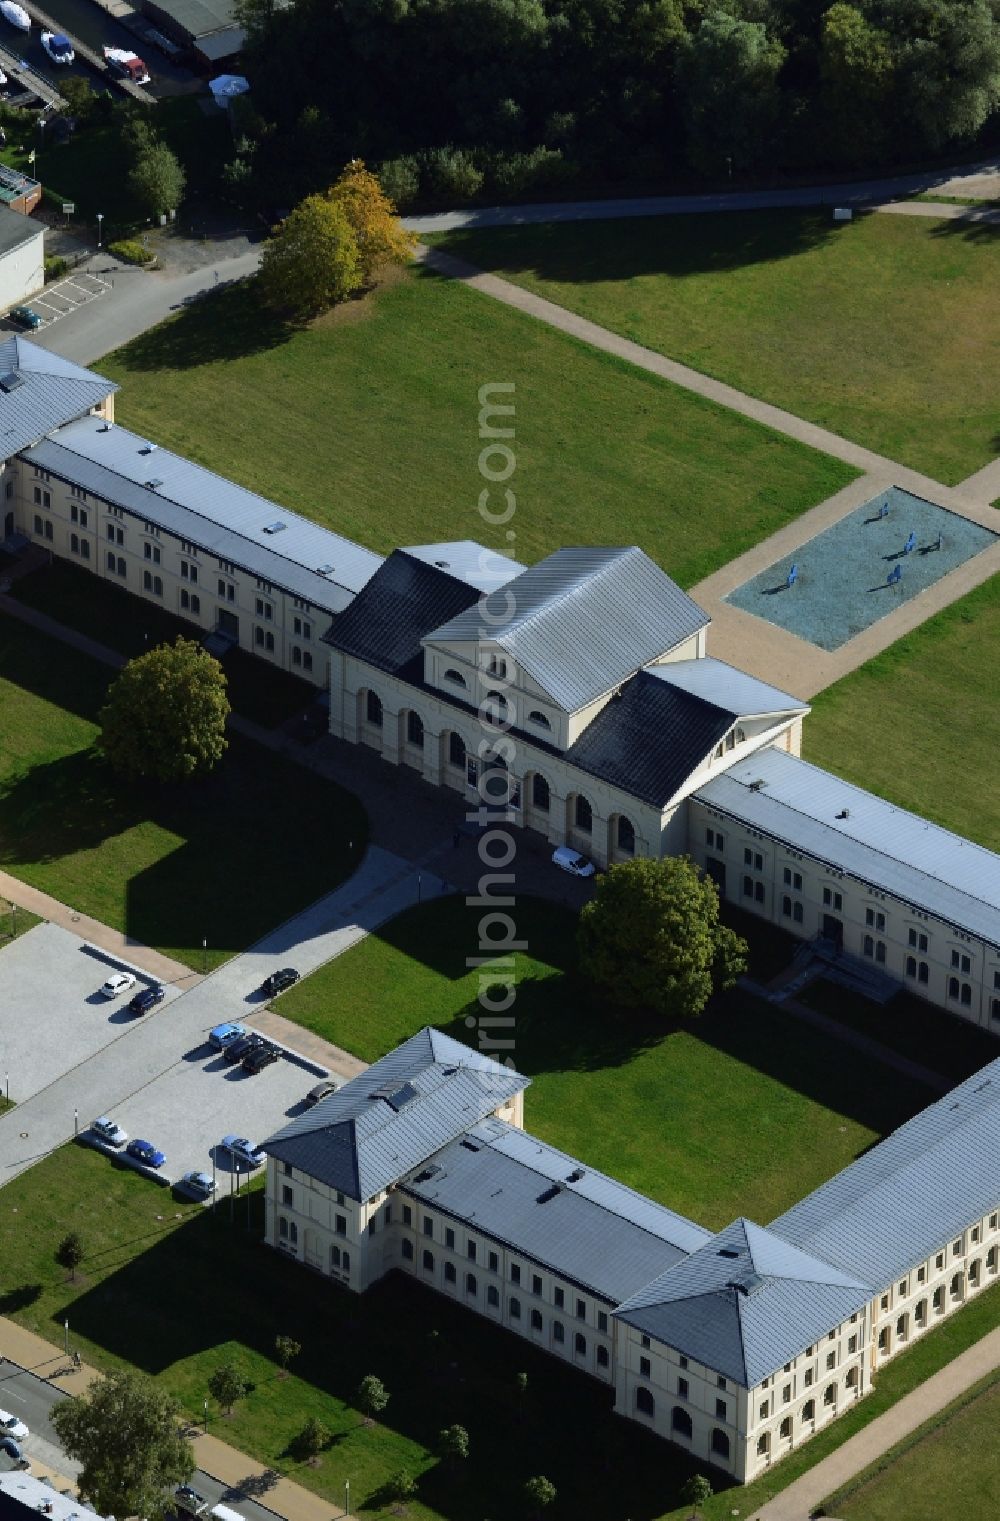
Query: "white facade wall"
0 228 45 312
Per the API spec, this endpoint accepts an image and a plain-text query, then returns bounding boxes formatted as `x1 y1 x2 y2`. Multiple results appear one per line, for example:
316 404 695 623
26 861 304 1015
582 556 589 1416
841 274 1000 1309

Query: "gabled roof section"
425 547 710 713
326 549 483 677
647 658 808 720
615 1218 869 1388
770 1057 1000 1293
563 669 734 808
402 540 525 594
0 337 115 456
263 1027 529 1201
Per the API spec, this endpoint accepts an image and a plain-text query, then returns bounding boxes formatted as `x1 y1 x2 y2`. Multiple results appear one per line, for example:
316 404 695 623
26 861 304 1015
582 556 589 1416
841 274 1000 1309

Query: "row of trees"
231 0 1000 205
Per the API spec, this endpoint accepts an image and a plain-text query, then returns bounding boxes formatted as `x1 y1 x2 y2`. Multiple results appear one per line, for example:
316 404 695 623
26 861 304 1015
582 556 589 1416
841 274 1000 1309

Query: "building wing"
0 337 116 456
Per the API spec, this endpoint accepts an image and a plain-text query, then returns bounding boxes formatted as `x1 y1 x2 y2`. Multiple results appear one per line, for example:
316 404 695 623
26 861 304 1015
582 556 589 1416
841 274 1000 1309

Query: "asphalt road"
0 1358 284 1521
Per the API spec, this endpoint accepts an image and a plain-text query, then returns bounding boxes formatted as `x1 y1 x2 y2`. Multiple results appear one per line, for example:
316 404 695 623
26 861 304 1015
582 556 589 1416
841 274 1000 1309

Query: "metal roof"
426 547 710 713
770 1058 1000 1294
614 1218 870 1388
262 1028 528 1201
326 549 483 674
696 748 1000 945
0 337 115 458
401 1116 711 1303
402 541 525 594
23 417 382 615
0 1472 103 1521
647 658 808 719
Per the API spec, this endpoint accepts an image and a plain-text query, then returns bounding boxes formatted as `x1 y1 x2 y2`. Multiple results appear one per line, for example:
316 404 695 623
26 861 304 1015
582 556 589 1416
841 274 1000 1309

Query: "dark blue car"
127 1138 166 1169
129 984 165 1015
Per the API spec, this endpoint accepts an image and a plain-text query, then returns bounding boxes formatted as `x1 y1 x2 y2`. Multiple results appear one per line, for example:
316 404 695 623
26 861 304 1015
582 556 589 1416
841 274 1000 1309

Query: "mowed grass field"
277 895 931 1230
101 264 855 590
432 211 1000 483
804 574 1000 851
0 615 366 966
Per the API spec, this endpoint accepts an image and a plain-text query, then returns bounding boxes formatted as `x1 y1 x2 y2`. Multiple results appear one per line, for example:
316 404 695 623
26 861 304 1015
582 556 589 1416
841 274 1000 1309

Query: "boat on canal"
0 3 30 33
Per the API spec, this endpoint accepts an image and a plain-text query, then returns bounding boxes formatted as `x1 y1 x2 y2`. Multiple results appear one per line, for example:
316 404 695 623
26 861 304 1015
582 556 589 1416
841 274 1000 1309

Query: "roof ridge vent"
566 1167 585 1183
748 778 767 792
146 478 164 489
537 1182 564 1204
262 521 286 535
139 441 157 455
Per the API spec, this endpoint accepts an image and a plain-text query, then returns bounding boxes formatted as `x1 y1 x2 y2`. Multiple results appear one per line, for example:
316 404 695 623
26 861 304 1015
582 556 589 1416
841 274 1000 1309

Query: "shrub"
44 255 69 281
422 146 483 202
108 239 155 266
378 155 421 210
488 146 571 197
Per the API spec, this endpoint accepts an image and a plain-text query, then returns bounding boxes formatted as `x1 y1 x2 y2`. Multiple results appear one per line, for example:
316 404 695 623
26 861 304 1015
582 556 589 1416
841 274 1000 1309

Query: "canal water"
0 0 197 98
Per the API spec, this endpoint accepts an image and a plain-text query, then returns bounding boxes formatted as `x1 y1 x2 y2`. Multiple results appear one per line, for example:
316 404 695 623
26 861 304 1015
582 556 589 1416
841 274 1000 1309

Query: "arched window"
448 732 466 768
711 1429 730 1458
527 710 551 730
635 1387 655 1417
482 690 509 727
757 1433 769 1456
617 816 635 855
532 774 550 811
574 1332 586 1356
575 795 592 834
509 1296 521 1319
530 1309 543 1330
845 1367 859 1387
823 1383 836 1406
779 1417 791 1438
366 691 383 727
407 711 425 748
671 1405 691 1436
802 1400 815 1422
443 668 467 688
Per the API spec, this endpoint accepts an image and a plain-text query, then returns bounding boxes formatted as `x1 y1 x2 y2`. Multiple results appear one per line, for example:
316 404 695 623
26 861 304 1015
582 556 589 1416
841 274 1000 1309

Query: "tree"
50 1368 193 1521
326 159 415 284
129 140 186 216
274 1335 301 1377
677 12 786 173
523 1474 556 1515
679 1472 713 1515
207 1363 251 1416
436 1423 470 1466
55 1232 84 1283
356 1373 390 1423
257 195 362 319
60 76 96 124
293 1415 329 1462
577 856 747 1020
98 638 229 783
384 1470 418 1507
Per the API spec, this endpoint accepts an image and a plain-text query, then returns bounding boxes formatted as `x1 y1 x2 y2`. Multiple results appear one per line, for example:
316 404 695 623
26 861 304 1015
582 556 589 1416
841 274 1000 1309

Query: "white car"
220 1135 266 1169
551 845 596 879
92 1116 127 1147
99 971 136 999
0 1410 27 1441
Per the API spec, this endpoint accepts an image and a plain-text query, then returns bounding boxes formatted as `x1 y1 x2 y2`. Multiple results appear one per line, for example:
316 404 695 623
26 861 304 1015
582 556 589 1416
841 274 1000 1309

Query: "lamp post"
344 1481 350 1519
202 937 207 975
64 1318 69 1355
4 1073 8 1104
203 1399 208 1433
73 1107 78 1137
96 212 103 249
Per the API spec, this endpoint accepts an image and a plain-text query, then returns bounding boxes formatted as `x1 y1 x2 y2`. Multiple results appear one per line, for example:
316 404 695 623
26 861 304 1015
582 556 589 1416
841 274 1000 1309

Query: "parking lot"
8 274 111 331
0 923 183 1103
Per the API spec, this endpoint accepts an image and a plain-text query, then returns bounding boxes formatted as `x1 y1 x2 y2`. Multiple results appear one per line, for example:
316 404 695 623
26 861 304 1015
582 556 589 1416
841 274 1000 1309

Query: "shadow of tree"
927 210 1000 245
0 1284 42 1314
109 280 297 373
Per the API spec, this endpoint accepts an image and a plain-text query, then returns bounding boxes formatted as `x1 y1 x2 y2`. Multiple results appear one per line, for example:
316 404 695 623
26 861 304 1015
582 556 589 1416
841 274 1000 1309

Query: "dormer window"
443 668 467 688
527 710 551 730
487 655 507 678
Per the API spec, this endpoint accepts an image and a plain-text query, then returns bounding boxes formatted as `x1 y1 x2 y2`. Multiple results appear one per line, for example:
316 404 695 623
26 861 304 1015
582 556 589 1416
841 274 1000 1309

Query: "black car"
129 983 165 1015
224 1032 266 1065
242 1042 280 1075
262 967 299 997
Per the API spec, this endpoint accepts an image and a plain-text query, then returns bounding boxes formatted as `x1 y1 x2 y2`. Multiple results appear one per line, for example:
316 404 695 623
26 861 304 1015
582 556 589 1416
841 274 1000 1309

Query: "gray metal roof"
426 547 710 713
770 1058 1000 1294
24 417 382 615
401 1116 711 1304
402 541 525 593
648 658 808 719
0 337 115 458
696 748 1000 946
614 1218 870 1388
262 1028 528 1201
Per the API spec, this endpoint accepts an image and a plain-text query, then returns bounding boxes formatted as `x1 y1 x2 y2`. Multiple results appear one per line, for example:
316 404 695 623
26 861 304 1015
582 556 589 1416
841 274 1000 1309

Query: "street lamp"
202 937 207 975
344 1481 350 1519
64 1318 69 1355
96 212 103 249
203 1399 208 1433
4 1073 8 1104
73 1107 78 1137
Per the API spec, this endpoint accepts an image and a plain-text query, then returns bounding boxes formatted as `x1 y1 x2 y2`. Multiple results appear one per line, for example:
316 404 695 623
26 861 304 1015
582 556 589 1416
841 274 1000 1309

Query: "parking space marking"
8 273 111 330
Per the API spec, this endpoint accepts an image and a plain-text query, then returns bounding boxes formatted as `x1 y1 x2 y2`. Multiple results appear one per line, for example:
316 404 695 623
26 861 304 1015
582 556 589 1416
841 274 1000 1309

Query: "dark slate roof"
0 337 115 457
563 668 735 808
327 549 483 677
614 1219 870 1389
0 205 41 256
263 1027 528 1201
402 1116 711 1303
426 547 710 712
770 1057 1000 1295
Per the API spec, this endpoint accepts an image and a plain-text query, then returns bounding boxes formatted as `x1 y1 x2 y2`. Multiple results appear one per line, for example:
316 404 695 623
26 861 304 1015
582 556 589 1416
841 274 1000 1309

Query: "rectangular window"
532 1274 542 1296
782 895 792 918
335 1214 347 1236
281 1185 292 1206
553 1287 564 1308
640 1357 651 1378
793 902 803 923
445 1228 455 1250
597 1311 608 1333
467 1240 477 1262
35 515 43 535
81 540 90 560
423 1216 434 1238
576 1298 586 1320
717 1376 727 1390
402 1205 412 1227
848 1335 857 1354
444 1262 456 1284
552 1320 564 1342
45 521 53 541
303 651 313 671
510 1263 521 1284
488 1250 499 1272
715 1398 727 1419
743 875 754 898
678 1377 689 1398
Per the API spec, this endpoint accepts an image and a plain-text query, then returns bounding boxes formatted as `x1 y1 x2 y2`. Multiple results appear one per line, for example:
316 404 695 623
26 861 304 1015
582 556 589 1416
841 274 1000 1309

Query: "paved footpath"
751 1326 1000 1520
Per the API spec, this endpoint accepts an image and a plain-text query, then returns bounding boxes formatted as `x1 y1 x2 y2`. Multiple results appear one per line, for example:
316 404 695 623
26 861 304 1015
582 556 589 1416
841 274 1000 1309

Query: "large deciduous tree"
129 140 187 217
50 1369 194 1521
577 857 747 1020
676 12 786 174
257 196 363 318
99 638 229 783
326 159 416 284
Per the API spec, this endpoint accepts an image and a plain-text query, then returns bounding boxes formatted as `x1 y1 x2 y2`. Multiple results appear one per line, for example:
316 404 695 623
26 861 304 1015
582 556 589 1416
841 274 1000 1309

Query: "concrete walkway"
751 1326 1000 1520
875 199 1000 223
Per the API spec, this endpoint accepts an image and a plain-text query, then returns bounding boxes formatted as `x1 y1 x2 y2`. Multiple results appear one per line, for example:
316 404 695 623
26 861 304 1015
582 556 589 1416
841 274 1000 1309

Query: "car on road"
224 1032 265 1065
0 1412 27 1442
551 845 596 879
261 966 299 997
126 1138 166 1169
91 1115 127 1147
209 1021 247 1052
99 971 136 999
128 983 165 1015
305 1078 340 1107
242 1042 280 1075
173 1486 210 1517
177 1170 215 1199
220 1134 266 1168
0 1436 26 1465
10 305 42 330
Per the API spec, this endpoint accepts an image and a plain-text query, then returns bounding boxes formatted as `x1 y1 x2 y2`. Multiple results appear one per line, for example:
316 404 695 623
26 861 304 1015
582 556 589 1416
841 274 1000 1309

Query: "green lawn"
804 575 1000 851
432 211 1000 483
278 895 932 1230
99 264 855 591
10 559 318 730
801 981 999 1087
0 614 366 966
829 1374 1000 1521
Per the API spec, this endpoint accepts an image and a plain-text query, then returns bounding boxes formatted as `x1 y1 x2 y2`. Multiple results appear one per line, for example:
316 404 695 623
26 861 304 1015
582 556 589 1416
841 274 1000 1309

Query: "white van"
210 1505 245 1521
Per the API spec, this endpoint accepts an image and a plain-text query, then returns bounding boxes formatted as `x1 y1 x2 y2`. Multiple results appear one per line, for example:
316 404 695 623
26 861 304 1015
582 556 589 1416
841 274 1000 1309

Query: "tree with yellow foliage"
326 159 416 285
257 195 363 319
